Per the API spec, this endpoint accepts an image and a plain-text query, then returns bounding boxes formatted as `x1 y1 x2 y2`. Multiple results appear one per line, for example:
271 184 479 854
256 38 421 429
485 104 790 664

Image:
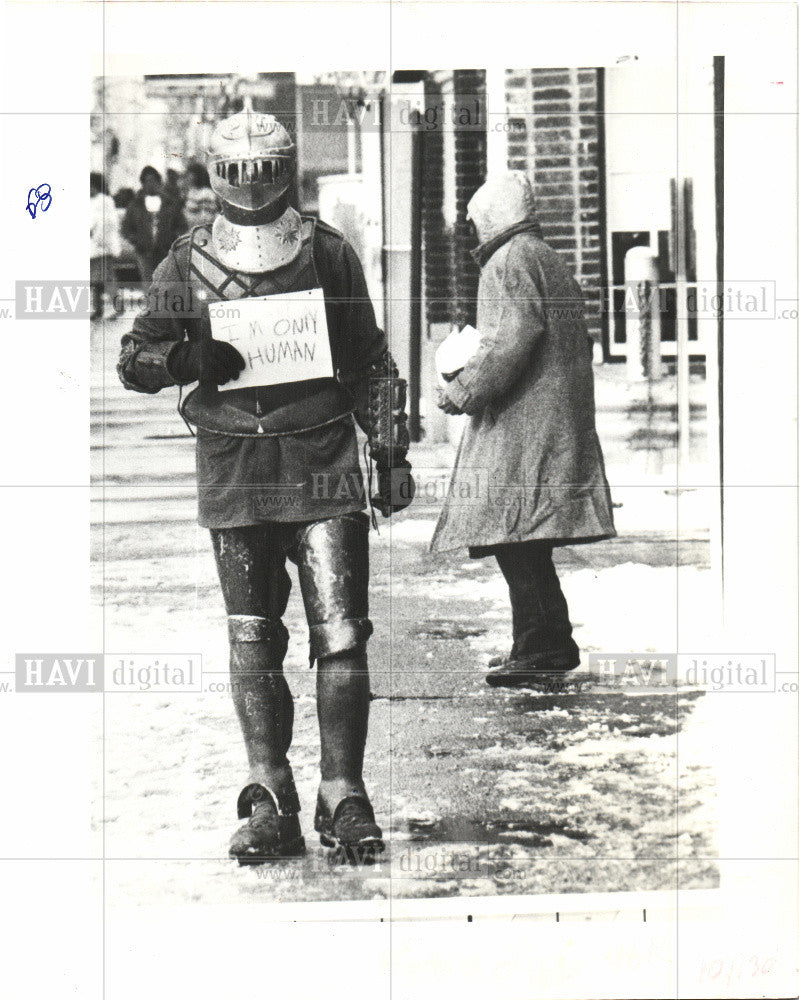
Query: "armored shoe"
486 638 581 687
229 783 305 865
314 793 385 864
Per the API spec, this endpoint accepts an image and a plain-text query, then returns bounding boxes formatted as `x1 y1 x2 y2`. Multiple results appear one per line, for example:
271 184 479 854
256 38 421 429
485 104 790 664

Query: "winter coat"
121 191 184 262
430 172 615 553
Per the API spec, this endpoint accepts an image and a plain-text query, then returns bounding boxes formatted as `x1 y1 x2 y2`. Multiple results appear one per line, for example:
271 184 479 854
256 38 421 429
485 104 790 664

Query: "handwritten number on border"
26 183 52 220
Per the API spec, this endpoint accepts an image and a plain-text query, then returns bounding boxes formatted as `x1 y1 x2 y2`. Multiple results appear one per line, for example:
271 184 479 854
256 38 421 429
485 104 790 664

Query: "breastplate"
185 217 330 417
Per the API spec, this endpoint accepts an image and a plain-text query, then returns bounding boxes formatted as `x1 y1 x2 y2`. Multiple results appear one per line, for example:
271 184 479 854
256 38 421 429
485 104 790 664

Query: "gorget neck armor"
206 110 301 274
212 205 304 274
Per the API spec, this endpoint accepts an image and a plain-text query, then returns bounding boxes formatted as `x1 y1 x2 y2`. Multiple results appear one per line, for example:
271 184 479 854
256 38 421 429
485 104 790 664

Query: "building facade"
92 66 720 449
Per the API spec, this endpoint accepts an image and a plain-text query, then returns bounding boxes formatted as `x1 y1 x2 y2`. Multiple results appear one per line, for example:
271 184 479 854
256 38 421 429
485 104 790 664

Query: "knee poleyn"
228 614 289 662
309 617 373 662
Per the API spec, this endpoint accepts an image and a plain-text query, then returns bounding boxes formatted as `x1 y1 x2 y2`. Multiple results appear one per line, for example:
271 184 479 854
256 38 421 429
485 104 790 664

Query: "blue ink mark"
26 183 52 220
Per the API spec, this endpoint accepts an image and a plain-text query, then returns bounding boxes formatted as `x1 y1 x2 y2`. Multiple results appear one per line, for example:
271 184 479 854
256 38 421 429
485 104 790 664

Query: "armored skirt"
195 416 365 527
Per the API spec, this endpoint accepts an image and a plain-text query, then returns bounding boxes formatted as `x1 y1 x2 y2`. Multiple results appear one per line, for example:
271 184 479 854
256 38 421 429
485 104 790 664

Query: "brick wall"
506 67 605 342
421 67 604 341
421 70 487 329
420 74 450 326
451 70 487 328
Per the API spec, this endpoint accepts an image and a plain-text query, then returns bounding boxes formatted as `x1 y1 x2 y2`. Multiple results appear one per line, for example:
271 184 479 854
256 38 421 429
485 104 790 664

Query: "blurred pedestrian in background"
164 167 182 204
180 163 219 230
113 186 135 213
121 165 183 283
90 172 121 320
179 162 212 200
111 188 138 286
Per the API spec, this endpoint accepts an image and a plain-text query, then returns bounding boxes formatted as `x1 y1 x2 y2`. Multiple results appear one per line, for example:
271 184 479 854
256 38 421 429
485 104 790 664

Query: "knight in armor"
118 111 414 864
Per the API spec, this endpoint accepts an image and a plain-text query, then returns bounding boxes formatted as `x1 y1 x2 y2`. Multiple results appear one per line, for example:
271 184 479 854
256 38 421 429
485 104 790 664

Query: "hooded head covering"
466 171 537 243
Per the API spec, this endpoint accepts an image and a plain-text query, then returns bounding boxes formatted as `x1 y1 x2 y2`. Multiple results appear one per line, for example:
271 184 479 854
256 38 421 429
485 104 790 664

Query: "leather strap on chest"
187 221 317 302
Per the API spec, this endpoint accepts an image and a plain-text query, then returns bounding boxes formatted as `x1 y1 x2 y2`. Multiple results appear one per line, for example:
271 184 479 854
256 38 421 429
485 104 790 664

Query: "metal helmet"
208 110 295 216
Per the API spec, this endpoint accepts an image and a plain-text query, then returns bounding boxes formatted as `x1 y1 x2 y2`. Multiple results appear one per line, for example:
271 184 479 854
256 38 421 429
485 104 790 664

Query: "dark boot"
230 783 305 864
314 652 384 862
487 541 580 684
486 637 581 686
226 615 305 863
314 792 384 863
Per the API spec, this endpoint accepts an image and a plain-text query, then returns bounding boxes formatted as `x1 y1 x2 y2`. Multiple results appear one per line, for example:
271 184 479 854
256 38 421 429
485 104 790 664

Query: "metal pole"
674 179 692 471
408 126 423 442
624 246 662 382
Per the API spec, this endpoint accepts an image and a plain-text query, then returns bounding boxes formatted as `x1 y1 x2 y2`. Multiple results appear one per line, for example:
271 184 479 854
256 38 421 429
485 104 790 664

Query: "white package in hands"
435 324 481 384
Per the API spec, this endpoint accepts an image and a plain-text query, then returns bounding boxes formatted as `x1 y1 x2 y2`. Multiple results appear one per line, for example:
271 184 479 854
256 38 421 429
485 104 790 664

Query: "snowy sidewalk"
92 315 719 904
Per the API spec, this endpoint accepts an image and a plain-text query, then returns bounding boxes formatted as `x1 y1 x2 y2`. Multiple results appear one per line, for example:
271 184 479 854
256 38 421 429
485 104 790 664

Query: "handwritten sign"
209 288 333 391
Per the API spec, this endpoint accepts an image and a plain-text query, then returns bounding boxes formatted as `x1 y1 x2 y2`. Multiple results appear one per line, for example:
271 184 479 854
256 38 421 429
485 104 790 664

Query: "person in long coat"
431 171 616 684
89 172 121 320
121 166 184 283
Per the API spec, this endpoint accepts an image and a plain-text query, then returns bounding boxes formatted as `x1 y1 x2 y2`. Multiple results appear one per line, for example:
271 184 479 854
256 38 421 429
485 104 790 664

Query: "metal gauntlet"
355 352 410 466
346 351 414 517
117 337 178 394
